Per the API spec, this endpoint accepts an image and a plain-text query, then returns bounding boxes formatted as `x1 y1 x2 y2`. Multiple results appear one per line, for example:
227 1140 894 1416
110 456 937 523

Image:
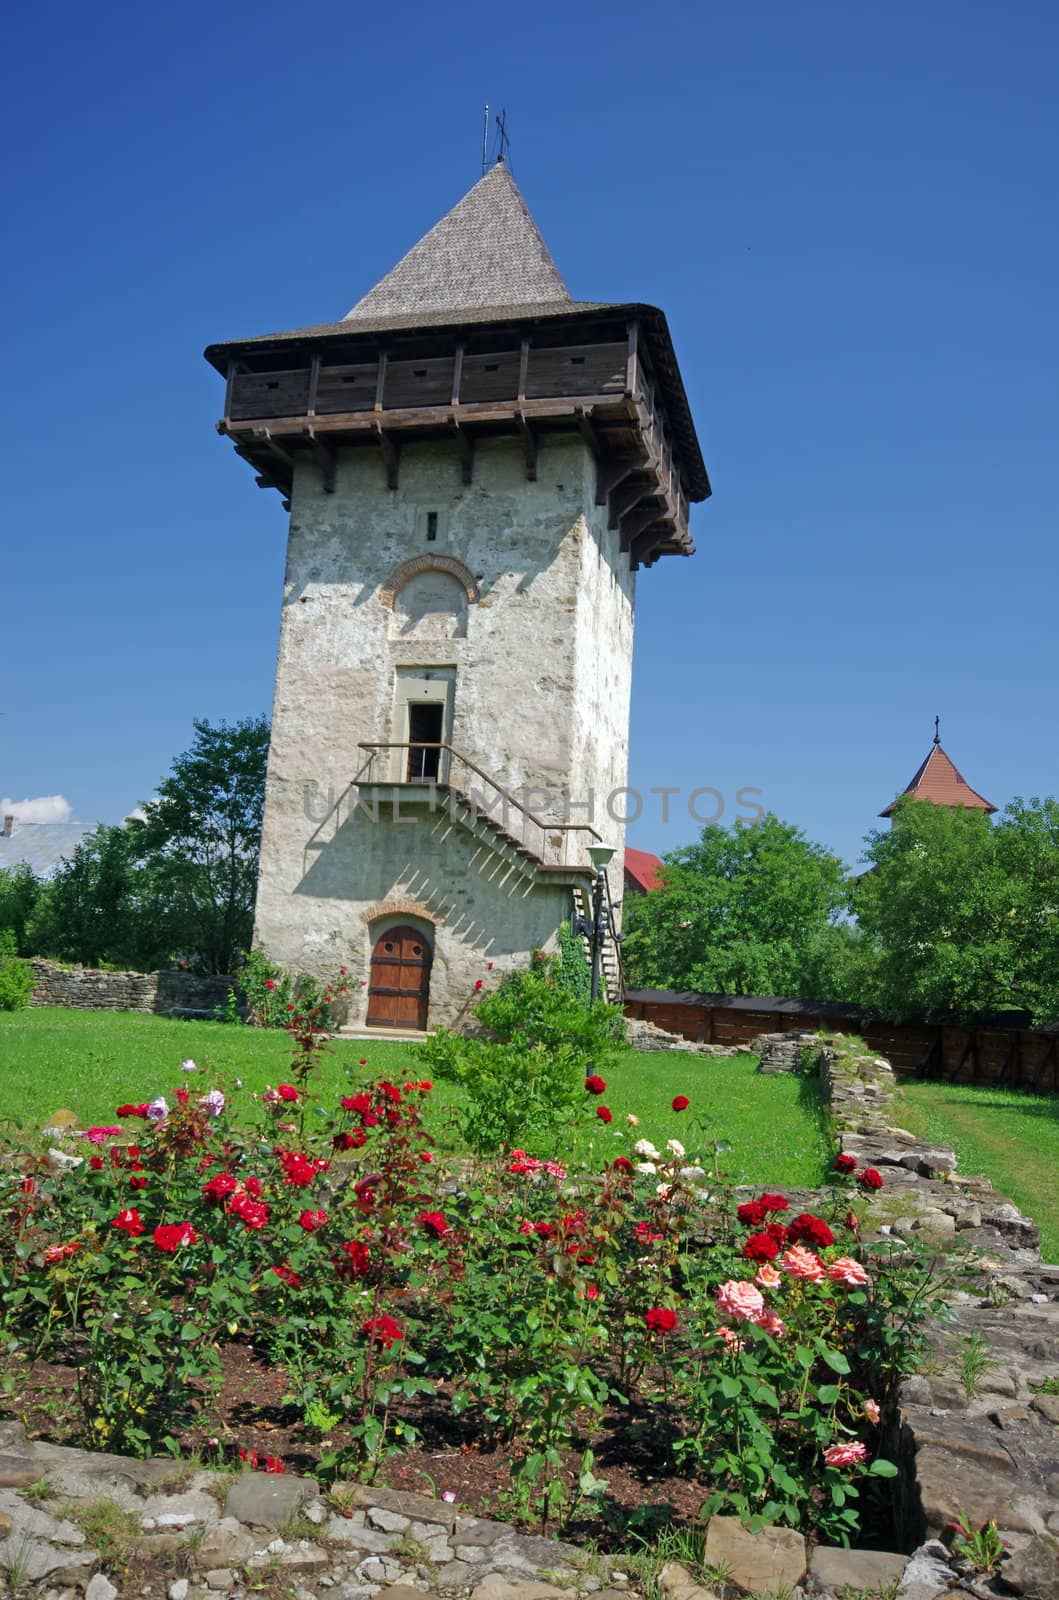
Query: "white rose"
635 1161 657 1176
633 1138 660 1159
666 1139 686 1159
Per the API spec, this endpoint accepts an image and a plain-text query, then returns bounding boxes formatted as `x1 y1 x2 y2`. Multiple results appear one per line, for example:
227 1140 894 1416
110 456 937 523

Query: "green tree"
26 824 177 970
621 814 851 998
0 862 44 954
855 794 1059 1026
132 716 270 974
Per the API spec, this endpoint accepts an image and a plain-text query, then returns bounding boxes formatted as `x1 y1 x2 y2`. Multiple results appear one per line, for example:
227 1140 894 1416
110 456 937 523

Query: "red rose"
264 980 276 990
203 1173 238 1203
129 1175 148 1191
338 1239 370 1277
645 1307 679 1334
743 1231 780 1262
788 1212 835 1249
152 1222 198 1252
671 1095 690 1112
758 1193 789 1214
765 1221 790 1243
112 1208 145 1237
276 1085 299 1103
585 1075 607 1095
245 1176 264 1198
380 1081 402 1104
270 1264 302 1288
737 1200 768 1228
362 1314 404 1350
264 1456 284 1474
858 1167 885 1191
89 1156 105 1171
596 1105 614 1124
474 979 484 991
834 1153 857 1174
238 1447 259 1467
298 1209 328 1233
417 1210 451 1238
419 1151 434 1163
116 1103 147 1118
229 1195 270 1230
175 1088 189 1107
612 1156 634 1173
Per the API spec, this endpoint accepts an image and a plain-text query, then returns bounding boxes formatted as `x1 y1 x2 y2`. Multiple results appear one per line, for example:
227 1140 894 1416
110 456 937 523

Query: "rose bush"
0 1005 951 1540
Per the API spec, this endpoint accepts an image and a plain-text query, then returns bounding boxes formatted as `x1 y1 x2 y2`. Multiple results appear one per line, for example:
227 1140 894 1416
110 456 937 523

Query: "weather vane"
934 714 941 746
495 109 511 164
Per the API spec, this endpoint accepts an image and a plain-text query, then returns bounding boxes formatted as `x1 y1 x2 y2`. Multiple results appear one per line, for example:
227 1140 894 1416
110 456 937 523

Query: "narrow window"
407 703 444 782
426 512 438 542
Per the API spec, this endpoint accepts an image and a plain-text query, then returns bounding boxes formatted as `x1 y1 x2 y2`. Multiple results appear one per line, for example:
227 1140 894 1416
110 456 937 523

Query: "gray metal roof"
346 163 570 322
0 822 96 879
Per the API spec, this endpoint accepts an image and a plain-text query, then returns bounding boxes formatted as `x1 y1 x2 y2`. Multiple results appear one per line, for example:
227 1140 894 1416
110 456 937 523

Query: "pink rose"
717 1325 745 1352
863 1399 881 1424
753 1308 787 1337
755 1263 782 1290
780 1245 826 1282
824 1441 869 1468
827 1255 870 1287
716 1279 765 1323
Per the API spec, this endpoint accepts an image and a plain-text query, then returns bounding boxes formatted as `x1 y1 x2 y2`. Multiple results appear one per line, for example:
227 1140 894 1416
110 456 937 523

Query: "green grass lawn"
897 1078 1059 1262
0 1008 831 1188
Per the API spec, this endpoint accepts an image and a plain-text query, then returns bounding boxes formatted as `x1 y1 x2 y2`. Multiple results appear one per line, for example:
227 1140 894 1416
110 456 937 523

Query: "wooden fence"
623 989 1059 1091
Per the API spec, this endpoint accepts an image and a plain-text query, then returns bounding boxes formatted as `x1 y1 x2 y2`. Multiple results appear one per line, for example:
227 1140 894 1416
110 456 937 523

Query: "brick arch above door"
360 898 443 927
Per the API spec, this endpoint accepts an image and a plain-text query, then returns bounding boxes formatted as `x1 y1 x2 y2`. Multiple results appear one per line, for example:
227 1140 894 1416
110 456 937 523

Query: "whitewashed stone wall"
254 433 635 1028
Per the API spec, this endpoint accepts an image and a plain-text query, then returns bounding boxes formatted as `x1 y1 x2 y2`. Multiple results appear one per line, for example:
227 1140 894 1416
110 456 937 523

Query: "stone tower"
205 162 709 1030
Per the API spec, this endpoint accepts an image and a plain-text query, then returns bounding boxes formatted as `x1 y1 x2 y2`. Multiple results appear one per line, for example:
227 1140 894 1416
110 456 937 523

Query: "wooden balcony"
213 317 703 568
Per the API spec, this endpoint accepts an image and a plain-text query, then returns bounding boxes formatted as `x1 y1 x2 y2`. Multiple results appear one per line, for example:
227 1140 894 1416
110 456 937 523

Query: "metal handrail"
354 742 602 867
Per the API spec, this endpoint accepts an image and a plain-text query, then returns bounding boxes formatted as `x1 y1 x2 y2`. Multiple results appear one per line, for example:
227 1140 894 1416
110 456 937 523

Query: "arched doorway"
366 924 432 1030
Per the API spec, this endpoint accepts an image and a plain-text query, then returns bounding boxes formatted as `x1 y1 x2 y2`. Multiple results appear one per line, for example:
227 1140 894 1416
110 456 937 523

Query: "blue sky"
2 0 1056 869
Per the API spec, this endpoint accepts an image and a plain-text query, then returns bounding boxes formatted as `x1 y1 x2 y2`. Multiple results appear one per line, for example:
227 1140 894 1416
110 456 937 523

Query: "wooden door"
367 925 432 1030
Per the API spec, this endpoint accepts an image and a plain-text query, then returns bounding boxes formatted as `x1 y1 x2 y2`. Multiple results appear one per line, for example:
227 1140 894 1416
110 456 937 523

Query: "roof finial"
495 108 510 165
933 714 941 747
481 104 489 176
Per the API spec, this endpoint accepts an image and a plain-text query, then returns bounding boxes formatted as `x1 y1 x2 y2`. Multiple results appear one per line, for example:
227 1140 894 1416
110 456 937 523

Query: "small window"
413 368 428 377
266 380 279 389
384 941 394 953
484 362 499 372
426 512 438 542
568 356 585 366
341 376 358 385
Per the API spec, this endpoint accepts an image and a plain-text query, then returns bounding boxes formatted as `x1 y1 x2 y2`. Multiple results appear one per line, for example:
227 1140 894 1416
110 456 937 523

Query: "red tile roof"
880 742 996 817
624 847 665 892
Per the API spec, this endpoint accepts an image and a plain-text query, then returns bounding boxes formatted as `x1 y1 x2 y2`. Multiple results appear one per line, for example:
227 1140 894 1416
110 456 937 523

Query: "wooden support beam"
948 1032 976 1082
595 454 639 507
629 528 663 567
374 351 388 412
996 1031 1018 1087
575 405 601 460
449 418 474 484
518 338 530 403
619 503 662 551
625 320 640 398
251 427 296 469
304 427 337 493
516 411 537 481
223 361 236 424
451 344 464 407
373 421 400 489
608 478 653 530
307 354 320 418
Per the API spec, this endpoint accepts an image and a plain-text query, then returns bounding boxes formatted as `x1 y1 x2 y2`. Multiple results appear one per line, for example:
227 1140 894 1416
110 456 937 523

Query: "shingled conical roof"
344 161 571 323
880 738 996 817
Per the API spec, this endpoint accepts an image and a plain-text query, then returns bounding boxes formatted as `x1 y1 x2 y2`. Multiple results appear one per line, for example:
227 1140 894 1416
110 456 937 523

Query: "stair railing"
355 743 601 868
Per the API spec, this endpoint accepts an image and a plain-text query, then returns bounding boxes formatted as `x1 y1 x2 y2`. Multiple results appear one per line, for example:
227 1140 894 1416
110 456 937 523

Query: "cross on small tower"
495 109 510 164
933 715 941 746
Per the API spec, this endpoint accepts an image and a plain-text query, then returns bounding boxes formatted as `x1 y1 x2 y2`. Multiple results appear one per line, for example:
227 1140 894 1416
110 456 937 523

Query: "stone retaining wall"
803 1032 1059 1550
29 960 233 1017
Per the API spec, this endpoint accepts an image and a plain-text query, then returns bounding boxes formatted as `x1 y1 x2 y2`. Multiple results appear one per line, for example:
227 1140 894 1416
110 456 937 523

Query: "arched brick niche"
379 556 479 611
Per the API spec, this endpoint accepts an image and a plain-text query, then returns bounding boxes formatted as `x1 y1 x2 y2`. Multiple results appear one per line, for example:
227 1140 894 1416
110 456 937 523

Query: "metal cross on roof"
934 714 941 746
495 109 510 164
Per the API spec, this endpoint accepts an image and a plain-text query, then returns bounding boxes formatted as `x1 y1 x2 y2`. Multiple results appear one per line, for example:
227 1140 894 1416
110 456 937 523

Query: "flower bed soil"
7 1342 712 1544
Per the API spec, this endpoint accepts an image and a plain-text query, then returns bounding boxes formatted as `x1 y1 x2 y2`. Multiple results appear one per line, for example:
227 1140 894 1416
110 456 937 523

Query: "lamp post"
572 843 617 1003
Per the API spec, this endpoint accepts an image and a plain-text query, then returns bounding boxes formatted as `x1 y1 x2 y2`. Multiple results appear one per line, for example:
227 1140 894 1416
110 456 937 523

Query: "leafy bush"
223 949 348 1032
0 932 33 1010
1 1006 947 1540
418 959 624 1153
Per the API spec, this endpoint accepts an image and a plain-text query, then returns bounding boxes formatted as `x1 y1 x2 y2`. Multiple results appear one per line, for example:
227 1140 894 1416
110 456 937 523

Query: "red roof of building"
880 740 996 817
624 847 665 892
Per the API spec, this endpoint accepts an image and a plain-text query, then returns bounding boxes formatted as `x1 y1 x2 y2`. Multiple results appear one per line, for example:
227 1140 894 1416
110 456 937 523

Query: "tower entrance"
366 924 432 1030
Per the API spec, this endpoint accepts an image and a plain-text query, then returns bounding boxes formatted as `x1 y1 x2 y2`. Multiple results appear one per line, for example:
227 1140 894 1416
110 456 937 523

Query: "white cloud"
1 795 73 824
124 805 150 824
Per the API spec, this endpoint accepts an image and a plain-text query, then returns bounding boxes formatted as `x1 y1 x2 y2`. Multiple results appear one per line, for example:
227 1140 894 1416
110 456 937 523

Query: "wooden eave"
205 306 708 569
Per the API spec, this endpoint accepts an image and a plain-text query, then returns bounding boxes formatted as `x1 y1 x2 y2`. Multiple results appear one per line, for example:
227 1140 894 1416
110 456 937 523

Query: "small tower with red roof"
880 719 996 820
